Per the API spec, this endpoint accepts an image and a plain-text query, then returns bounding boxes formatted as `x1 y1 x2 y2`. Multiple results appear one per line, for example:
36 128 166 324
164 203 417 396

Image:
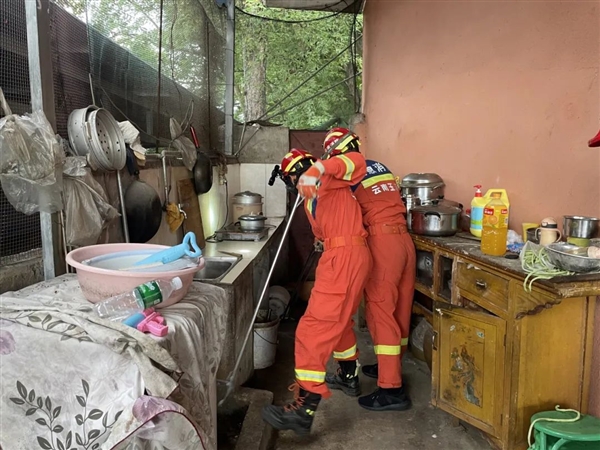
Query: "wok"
124 147 162 243
190 126 213 194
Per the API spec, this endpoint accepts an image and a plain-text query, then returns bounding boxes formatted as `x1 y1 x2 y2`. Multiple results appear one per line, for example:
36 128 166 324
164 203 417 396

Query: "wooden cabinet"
411 234 596 450
432 303 506 438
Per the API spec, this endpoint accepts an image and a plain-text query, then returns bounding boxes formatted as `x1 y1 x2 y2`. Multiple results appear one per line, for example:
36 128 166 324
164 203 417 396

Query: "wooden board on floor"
177 178 206 249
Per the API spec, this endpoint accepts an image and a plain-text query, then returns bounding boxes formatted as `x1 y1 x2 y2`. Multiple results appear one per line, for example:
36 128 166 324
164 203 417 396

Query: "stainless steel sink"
194 253 242 282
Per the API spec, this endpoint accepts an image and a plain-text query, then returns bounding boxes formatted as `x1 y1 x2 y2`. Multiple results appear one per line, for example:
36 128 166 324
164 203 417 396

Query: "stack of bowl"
563 216 600 247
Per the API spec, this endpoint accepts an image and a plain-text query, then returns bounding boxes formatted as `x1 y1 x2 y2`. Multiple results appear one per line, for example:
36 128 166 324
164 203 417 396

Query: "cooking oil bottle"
481 192 509 256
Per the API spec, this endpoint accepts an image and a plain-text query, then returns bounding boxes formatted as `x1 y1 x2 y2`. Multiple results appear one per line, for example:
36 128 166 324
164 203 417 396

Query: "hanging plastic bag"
170 117 197 171
0 87 64 214
63 158 119 247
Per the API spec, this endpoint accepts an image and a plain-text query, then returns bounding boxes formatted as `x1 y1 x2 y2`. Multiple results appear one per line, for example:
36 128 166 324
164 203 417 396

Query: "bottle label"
135 281 163 308
483 207 508 228
471 207 484 229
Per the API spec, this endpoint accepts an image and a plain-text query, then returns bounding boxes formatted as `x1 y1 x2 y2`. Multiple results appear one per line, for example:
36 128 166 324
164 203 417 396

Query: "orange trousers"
295 239 371 398
364 226 416 388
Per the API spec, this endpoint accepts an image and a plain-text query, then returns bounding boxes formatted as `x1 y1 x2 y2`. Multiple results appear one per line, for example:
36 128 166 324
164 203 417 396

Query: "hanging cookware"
400 173 445 203
237 214 267 231
124 147 162 243
410 202 462 237
190 125 213 194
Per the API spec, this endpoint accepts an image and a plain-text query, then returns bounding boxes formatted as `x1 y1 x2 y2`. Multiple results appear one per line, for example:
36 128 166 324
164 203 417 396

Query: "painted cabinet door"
434 304 506 438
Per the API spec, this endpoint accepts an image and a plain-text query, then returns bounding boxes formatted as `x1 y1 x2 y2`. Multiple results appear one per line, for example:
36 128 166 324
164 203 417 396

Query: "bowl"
563 216 600 239
545 243 600 273
66 243 202 306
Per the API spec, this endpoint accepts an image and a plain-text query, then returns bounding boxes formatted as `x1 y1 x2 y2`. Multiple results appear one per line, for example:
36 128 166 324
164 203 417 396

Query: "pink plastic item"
66 243 204 307
137 310 169 337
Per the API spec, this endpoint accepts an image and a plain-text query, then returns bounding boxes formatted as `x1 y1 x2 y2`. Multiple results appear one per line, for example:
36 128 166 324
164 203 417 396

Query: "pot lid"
400 173 445 188
234 190 263 199
239 214 267 221
411 203 462 215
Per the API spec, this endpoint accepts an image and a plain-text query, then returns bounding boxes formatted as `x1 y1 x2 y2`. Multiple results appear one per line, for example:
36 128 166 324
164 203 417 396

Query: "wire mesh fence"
0 0 43 265
1 0 226 266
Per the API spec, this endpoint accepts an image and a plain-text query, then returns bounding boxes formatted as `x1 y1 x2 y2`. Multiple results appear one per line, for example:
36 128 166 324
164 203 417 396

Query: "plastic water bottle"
94 277 183 320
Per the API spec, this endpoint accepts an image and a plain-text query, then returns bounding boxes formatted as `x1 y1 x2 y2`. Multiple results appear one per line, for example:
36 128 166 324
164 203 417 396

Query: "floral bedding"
0 275 227 450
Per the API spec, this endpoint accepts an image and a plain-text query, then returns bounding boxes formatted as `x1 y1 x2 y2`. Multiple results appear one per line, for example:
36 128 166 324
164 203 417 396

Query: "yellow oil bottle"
481 192 509 256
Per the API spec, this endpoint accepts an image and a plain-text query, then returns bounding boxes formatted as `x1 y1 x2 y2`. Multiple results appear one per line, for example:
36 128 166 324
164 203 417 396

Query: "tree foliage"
236 0 362 129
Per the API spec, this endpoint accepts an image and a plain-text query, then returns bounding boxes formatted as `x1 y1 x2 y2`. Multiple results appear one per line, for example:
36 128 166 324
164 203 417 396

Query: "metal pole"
224 0 235 155
25 0 64 279
219 195 303 406
116 170 130 243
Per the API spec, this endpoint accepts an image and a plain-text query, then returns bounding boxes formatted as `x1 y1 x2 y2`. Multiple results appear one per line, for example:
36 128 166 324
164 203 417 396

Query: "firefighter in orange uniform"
322 128 416 411
262 148 372 435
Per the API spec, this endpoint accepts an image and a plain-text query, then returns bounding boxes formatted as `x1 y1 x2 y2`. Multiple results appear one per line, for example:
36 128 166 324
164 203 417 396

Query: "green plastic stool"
529 408 600 450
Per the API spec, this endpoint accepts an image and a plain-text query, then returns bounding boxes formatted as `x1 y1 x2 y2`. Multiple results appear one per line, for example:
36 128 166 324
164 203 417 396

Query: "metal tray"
545 242 600 273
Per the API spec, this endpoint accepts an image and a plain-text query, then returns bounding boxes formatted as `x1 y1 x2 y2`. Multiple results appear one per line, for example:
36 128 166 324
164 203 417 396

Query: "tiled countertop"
201 217 285 284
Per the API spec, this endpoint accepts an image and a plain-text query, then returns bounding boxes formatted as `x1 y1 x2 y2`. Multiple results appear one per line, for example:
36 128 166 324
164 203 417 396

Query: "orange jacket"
304 152 367 240
352 159 406 227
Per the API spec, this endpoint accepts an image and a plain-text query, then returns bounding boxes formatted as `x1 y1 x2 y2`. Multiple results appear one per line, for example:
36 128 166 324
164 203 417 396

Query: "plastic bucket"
253 317 280 370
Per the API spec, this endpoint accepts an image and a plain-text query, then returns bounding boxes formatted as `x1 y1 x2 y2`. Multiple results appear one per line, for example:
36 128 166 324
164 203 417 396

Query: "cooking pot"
400 173 445 203
410 202 461 237
237 214 267 231
232 191 264 223
233 191 263 205
563 215 600 239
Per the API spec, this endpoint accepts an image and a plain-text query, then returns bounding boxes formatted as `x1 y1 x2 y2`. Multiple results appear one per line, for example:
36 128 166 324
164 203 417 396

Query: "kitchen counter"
412 232 600 298
409 232 596 450
202 217 285 284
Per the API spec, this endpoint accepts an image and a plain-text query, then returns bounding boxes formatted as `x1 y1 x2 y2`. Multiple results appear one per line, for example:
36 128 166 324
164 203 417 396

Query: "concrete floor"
247 321 493 450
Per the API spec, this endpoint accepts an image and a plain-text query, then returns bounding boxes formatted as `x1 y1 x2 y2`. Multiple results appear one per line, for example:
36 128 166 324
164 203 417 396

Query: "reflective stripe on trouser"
295 245 371 398
364 232 416 388
333 344 357 360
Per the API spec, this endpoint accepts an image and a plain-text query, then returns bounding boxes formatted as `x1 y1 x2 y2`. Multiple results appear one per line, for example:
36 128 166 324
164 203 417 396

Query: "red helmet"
322 127 360 158
281 148 316 176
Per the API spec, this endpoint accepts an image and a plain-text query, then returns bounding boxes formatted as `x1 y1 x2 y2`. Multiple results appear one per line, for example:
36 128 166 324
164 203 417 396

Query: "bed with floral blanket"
0 275 227 450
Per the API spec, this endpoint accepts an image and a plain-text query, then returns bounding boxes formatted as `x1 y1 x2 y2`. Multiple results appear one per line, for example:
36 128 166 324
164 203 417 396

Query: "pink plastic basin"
66 243 203 307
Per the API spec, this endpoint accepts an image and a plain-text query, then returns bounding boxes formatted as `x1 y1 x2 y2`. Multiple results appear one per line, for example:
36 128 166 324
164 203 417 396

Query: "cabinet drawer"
456 262 509 312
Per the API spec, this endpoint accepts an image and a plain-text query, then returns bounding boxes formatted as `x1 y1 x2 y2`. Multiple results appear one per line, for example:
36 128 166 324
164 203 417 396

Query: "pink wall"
362 0 600 415
362 0 600 230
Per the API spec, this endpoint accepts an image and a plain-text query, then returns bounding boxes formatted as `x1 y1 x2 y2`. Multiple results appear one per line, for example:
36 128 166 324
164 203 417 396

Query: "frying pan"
124 147 162 243
190 126 213 194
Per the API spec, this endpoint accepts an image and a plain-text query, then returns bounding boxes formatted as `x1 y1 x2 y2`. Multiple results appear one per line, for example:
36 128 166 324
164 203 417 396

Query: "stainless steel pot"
563 215 600 239
237 214 267 231
410 203 461 237
400 173 445 203
404 195 421 230
233 191 263 205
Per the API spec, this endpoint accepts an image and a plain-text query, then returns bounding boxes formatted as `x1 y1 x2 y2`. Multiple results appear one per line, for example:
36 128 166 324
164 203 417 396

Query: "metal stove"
214 223 269 241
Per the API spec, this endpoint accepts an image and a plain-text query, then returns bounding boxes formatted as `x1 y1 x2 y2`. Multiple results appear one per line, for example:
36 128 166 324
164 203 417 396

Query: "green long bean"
521 247 572 292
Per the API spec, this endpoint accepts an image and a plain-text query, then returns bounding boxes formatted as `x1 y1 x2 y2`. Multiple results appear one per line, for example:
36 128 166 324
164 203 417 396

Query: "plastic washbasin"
66 243 204 306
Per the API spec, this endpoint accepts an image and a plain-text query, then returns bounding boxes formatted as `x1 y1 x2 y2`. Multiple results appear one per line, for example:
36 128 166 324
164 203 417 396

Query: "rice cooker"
232 190 264 223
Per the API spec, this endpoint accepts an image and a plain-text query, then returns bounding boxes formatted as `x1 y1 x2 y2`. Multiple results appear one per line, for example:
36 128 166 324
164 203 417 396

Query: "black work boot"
325 360 361 397
358 386 412 412
362 363 378 379
261 384 321 436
